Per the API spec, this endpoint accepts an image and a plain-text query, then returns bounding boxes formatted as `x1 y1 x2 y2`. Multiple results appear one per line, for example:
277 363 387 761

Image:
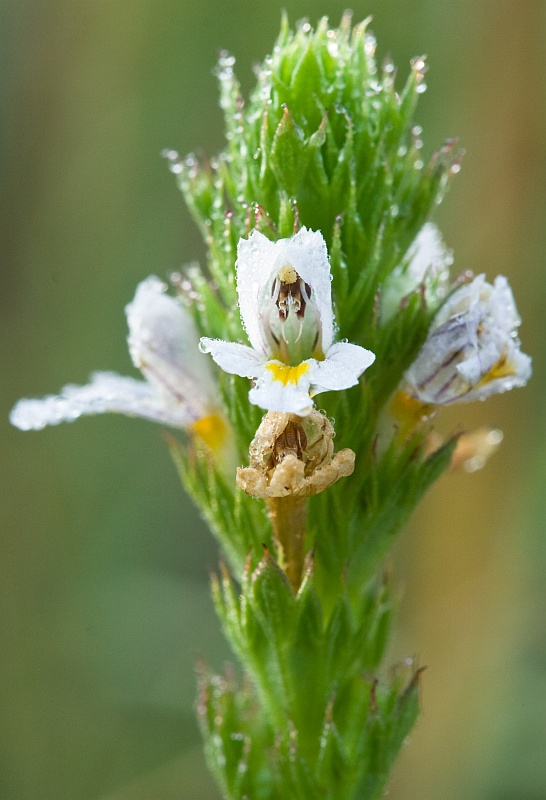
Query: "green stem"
267 495 308 592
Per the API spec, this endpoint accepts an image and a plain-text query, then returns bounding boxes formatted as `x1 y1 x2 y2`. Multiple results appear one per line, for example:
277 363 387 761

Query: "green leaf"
287 575 325 752
251 549 296 642
270 105 308 197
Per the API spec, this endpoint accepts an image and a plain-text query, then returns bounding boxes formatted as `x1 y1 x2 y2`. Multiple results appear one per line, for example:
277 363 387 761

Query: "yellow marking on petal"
266 362 310 386
278 264 298 284
476 353 515 388
190 414 227 452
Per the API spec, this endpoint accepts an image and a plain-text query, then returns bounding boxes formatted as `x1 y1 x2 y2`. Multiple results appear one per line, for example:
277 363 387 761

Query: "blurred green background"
2 1 545 798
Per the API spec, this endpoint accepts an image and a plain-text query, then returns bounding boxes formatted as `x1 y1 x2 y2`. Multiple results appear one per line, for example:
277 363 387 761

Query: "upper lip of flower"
237 227 335 359
200 227 375 416
10 276 221 432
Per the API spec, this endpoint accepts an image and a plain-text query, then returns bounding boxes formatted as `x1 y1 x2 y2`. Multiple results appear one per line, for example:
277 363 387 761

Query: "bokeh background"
2 1 545 798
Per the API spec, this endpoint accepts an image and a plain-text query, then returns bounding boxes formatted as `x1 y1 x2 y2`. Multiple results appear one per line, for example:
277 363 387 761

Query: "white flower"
200 228 375 416
380 223 452 323
403 274 531 404
10 277 227 451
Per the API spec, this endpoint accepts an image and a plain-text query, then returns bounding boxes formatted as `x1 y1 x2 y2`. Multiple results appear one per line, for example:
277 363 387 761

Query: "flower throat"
267 263 321 365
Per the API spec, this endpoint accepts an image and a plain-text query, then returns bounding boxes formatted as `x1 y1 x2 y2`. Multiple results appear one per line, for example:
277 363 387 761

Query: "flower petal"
249 363 314 416
432 273 487 326
199 338 266 378
236 230 278 354
488 275 521 332
406 222 452 286
461 347 532 402
380 223 452 323
9 372 194 431
126 276 216 406
236 227 334 354
310 342 376 393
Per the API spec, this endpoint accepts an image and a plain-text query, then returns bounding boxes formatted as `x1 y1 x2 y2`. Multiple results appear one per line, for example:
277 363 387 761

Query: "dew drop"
364 33 376 57
218 51 236 70
161 149 184 174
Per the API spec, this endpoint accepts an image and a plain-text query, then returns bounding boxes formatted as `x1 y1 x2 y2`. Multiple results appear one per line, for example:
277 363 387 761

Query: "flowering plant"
11 14 530 800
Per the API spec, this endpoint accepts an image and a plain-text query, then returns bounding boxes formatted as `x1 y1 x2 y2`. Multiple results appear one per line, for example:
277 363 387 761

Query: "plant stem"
267 496 307 592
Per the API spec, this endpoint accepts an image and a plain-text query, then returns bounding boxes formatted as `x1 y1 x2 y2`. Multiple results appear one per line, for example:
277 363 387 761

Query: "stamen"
277 280 304 320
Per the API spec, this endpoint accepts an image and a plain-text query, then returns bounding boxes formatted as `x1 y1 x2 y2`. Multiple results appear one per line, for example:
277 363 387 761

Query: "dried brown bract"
237 410 355 497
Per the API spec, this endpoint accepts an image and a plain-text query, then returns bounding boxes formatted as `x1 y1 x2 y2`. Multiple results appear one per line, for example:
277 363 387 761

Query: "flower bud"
380 223 452 323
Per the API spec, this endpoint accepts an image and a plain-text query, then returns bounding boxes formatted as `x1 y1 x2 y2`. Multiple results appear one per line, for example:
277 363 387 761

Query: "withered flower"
236 410 355 498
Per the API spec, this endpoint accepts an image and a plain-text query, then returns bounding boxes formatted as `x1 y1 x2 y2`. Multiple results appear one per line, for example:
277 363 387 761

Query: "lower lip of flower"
475 351 515 389
265 362 310 386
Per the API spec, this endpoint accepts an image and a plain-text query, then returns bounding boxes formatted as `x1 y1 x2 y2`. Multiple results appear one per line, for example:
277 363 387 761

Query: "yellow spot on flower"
266 362 310 386
190 414 227 452
477 352 515 387
278 265 298 284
